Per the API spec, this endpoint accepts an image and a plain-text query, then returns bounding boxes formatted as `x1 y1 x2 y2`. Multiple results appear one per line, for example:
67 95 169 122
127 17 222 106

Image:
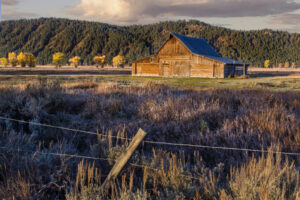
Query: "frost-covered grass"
0 79 299 199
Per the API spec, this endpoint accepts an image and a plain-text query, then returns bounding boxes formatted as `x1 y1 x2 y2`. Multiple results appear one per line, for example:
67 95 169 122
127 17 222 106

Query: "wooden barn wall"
190 54 224 78
132 63 137 75
157 37 193 77
135 63 160 76
132 56 158 75
159 60 190 77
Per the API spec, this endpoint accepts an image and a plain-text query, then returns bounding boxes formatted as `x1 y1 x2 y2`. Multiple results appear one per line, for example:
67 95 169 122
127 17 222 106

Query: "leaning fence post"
101 128 147 191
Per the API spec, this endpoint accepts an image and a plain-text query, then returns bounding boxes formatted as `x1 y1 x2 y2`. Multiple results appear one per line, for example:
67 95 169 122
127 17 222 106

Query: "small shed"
132 32 249 78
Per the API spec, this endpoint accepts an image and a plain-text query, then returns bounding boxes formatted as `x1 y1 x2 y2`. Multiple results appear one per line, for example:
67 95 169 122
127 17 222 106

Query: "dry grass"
222 150 300 200
0 80 298 199
249 67 300 72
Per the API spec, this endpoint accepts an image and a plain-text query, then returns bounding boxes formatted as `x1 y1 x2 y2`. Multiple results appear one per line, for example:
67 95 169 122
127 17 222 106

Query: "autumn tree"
17 52 27 67
284 61 290 68
264 60 270 68
8 52 18 67
112 55 125 68
53 52 66 68
26 53 37 67
69 56 81 68
291 62 296 68
0 58 8 67
93 55 106 68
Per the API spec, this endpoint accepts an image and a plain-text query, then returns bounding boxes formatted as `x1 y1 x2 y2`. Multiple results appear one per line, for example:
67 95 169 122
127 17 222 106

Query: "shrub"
222 151 300 200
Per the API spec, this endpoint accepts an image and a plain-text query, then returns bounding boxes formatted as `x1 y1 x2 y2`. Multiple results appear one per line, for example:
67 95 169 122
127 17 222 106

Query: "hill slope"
0 18 299 66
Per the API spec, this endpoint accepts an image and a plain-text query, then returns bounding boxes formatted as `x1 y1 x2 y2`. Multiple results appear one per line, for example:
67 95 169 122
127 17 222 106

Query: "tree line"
0 52 36 67
0 52 126 68
0 18 299 67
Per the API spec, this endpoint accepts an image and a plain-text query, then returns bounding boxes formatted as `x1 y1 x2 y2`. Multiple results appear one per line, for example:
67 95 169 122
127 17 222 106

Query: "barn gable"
170 32 220 57
158 36 191 56
169 32 246 65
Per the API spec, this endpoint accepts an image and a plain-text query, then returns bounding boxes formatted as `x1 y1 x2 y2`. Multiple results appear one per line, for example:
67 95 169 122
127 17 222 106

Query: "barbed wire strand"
0 146 199 180
0 116 299 156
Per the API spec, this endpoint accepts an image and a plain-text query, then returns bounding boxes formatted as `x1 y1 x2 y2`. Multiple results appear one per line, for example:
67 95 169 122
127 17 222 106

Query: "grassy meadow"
0 75 299 199
0 74 299 91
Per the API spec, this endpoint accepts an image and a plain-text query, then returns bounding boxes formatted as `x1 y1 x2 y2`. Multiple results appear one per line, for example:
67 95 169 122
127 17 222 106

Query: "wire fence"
0 116 299 156
0 146 200 181
0 115 299 185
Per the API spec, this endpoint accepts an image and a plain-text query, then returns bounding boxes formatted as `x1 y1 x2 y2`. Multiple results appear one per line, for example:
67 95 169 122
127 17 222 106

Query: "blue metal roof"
204 55 247 65
171 32 247 65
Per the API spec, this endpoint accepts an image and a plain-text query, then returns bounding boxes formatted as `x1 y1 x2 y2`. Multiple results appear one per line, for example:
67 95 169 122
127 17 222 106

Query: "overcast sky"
2 0 300 33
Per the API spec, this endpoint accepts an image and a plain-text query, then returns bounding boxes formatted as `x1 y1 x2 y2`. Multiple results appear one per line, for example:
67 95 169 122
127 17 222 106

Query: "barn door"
162 63 170 76
136 64 142 75
213 64 222 78
173 61 190 77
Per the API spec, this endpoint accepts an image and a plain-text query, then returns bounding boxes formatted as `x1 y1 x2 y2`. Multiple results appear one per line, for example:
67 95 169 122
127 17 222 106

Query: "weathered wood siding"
132 56 159 76
190 54 224 78
157 37 193 77
158 37 190 56
135 63 160 76
162 63 171 76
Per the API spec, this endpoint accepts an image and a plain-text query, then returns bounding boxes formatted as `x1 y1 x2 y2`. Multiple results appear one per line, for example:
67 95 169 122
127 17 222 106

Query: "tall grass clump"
221 150 300 200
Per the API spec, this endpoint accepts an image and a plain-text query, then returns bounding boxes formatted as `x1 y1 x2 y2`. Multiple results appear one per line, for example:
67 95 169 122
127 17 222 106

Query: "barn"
132 32 249 78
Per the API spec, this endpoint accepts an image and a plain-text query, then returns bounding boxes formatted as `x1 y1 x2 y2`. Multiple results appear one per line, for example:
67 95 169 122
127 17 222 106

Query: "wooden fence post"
101 128 147 191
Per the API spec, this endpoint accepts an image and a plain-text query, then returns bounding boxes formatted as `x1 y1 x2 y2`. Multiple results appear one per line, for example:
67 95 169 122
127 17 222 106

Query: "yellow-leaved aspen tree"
112 55 125 68
53 52 66 68
17 52 27 67
26 53 37 68
8 52 18 67
93 55 106 68
0 58 8 67
264 60 270 68
69 56 81 68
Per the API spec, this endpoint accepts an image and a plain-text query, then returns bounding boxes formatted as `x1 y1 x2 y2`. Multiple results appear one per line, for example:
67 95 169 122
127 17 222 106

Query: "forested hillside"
0 18 299 66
